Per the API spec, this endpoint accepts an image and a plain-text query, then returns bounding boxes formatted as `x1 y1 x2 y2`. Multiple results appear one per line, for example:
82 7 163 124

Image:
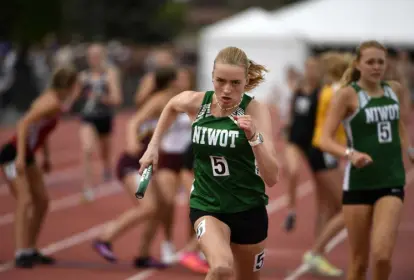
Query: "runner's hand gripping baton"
135 165 153 199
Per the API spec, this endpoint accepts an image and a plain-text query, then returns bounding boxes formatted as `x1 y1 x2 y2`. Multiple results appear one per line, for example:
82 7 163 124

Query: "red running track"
0 111 413 280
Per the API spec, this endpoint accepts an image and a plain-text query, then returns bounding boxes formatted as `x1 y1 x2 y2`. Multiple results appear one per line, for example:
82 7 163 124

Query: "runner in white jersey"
160 113 192 155
157 113 192 261
93 66 179 269
158 113 210 273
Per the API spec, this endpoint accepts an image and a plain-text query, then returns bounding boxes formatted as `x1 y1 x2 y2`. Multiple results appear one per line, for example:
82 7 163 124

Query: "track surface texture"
0 111 413 280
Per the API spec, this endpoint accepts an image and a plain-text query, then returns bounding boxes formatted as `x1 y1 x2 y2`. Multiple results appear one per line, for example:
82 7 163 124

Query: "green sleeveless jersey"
342 82 405 190
189 91 268 213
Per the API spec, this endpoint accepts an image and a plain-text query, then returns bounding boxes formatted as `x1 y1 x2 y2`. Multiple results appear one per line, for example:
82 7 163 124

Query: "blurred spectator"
144 46 176 71
397 50 414 103
0 46 16 107
266 65 302 125
53 45 74 68
29 44 51 92
5 44 40 112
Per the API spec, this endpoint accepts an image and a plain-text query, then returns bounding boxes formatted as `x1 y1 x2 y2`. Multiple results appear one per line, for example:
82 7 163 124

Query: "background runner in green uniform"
139 46 279 280
320 40 414 280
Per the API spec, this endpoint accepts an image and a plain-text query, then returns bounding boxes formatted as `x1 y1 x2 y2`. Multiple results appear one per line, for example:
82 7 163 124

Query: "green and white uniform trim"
189 91 268 213
342 82 405 191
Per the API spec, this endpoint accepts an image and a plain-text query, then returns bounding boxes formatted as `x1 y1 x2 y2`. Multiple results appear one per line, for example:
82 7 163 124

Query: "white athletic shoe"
82 187 95 202
161 241 177 264
303 251 343 277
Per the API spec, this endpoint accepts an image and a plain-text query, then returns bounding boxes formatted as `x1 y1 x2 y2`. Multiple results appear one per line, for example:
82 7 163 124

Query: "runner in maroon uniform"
0 66 79 268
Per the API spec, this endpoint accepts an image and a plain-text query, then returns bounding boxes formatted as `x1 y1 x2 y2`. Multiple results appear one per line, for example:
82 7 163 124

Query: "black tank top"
288 87 320 149
81 71 112 118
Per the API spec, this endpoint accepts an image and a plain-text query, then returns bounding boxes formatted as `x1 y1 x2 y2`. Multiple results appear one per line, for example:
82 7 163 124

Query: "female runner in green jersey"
139 46 279 280
321 40 414 280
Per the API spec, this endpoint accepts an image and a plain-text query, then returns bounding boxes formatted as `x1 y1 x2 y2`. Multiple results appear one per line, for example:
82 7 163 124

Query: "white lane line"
0 180 122 227
0 183 204 273
0 161 104 196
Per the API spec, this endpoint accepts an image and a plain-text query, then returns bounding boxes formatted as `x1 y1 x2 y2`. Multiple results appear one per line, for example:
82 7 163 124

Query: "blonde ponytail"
245 59 268 91
340 58 360 87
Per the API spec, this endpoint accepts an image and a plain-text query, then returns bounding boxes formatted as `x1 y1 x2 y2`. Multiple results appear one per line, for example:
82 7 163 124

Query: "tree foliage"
104 0 187 43
1 0 61 43
0 0 187 44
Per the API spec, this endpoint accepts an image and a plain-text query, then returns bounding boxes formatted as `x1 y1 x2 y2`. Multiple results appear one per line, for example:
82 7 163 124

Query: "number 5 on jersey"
378 121 392 143
210 156 230 176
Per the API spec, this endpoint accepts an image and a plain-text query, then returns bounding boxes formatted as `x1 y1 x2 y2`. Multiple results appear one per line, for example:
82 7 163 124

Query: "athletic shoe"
93 240 117 262
303 251 343 277
179 252 209 274
283 211 296 232
161 241 177 264
133 256 168 269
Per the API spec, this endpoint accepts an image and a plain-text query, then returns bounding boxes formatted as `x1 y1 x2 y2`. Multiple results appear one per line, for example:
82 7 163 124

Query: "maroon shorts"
115 152 142 181
116 135 152 181
158 152 186 173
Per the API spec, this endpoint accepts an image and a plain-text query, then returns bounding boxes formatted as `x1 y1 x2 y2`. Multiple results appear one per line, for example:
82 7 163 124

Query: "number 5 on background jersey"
377 121 392 143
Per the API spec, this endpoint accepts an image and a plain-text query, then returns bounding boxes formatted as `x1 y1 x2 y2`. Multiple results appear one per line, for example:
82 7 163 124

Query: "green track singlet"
189 91 268 213
342 82 405 190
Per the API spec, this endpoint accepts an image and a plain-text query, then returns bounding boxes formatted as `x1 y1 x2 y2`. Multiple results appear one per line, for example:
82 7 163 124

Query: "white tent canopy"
202 7 270 38
270 0 414 46
204 7 292 39
197 0 414 113
198 7 308 103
